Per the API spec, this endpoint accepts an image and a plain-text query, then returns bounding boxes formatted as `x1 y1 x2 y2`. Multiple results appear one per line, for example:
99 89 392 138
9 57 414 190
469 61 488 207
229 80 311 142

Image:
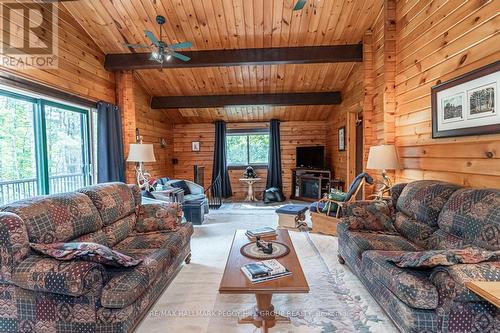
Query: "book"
246 227 277 237
241 259 291 283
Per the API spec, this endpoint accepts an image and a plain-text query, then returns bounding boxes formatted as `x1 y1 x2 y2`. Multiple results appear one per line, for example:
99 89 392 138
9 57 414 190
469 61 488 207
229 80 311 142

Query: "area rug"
135 204 397 333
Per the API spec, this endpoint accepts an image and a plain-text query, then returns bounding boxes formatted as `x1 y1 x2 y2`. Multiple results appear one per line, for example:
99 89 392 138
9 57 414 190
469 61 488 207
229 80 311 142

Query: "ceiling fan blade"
123 43 150 48
168 41 193 49
293 0 308 10
170 51 191 62
144 30 160 46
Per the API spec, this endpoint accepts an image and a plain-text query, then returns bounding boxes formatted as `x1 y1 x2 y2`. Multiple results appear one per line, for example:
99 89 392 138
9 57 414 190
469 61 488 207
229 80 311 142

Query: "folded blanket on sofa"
387 247 500 268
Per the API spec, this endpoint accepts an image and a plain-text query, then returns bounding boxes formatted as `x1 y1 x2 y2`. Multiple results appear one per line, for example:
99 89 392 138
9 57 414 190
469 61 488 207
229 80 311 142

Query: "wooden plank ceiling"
64 0 383 123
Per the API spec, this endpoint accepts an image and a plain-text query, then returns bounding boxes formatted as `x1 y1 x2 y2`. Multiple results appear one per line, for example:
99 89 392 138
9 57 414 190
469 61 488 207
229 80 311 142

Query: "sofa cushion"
394 212 438 248
437 188 500 251
12 255 106 297
135 203 183 233
340 228 422 259
362 251 439 310
387 247 499 268
102 214 137 246
72 229 109 246
425 229 470 250
101 248 171 308
115 222 193 252
30 242 142 267
396 180 461 228
0 212 30 282
343 200 396 232
78 182 136 226
0 192 103 244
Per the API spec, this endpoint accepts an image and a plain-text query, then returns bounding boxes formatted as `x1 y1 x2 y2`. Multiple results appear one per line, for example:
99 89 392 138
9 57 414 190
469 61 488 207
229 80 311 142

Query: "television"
296 146 325 169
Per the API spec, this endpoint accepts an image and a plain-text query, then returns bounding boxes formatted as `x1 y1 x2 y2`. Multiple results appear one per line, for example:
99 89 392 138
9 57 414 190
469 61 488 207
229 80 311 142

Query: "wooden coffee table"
219 229 309 332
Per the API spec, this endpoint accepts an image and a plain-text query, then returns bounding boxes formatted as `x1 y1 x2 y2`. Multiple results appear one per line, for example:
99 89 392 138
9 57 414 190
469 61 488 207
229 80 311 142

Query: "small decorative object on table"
256 236 274 254
240 241 290 259
244 166 257 178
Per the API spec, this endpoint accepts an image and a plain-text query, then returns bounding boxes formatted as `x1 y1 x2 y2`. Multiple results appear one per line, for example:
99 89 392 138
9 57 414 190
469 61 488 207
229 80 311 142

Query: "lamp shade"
126 144 156 163
367 145 399 170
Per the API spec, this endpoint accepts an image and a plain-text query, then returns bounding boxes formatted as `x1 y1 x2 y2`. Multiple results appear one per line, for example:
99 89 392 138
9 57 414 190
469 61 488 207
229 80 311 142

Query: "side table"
239 177 262 201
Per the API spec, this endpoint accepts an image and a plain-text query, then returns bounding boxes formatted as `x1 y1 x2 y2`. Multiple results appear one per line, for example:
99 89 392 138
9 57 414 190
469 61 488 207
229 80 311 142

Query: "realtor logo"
0 1 58 69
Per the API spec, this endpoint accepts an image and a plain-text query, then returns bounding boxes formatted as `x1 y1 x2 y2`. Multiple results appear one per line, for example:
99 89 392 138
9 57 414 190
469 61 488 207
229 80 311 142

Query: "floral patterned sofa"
337 180 499 333
0 182 193 333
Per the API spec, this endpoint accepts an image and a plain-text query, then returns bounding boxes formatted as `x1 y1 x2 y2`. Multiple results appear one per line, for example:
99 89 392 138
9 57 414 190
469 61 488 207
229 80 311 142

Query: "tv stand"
291 168 331 202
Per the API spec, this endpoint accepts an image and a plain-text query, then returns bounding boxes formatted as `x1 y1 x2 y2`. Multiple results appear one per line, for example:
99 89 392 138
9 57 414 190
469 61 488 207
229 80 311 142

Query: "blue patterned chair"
337 180 499 333
0 182 193 333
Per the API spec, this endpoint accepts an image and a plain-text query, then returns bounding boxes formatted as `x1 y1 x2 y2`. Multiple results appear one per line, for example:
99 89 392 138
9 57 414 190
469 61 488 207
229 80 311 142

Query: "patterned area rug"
136 204 397 333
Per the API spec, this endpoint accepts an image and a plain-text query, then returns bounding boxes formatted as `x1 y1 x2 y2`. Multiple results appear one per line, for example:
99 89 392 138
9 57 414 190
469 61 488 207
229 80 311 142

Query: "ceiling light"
166 54 172 61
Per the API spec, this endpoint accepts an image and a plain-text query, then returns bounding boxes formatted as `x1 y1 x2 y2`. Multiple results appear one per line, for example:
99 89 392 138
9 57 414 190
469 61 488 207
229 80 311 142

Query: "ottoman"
183 199 208 225
275 204 308 230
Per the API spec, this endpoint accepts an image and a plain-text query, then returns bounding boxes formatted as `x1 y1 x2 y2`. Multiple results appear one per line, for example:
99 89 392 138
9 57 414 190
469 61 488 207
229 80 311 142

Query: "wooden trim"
0 72 98 108
104 45 363 71
151 92 342 109
431 61 500 139
346 112 357 189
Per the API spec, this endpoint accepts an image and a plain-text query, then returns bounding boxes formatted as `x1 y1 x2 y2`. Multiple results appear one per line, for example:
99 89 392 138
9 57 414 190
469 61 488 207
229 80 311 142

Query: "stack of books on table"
245 227 277 239
241 259 291 283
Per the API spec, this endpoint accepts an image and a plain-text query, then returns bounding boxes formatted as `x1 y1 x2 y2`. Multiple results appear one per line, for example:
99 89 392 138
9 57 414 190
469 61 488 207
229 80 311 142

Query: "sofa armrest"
135 202 183 233
12 255 106 297
0 212 30 282
341 200 396 232
431 262 500 306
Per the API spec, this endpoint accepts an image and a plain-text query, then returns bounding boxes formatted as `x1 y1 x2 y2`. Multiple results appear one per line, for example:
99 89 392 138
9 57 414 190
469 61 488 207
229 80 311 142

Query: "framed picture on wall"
192 141 200 152
432 61 500 138
338 126 346 151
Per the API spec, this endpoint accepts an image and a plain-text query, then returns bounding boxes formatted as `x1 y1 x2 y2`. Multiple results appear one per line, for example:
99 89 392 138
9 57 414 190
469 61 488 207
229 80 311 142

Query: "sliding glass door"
0 92 38 204
0 89 94 204
44 102 91 194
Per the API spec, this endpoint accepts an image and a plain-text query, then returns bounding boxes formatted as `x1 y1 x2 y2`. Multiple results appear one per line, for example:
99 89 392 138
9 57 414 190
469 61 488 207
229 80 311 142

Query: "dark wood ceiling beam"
104 44 362 71
151 92 341 109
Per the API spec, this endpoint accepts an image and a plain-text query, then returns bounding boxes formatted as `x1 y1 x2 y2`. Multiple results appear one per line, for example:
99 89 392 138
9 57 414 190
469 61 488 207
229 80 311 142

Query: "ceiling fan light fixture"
166 54 172 61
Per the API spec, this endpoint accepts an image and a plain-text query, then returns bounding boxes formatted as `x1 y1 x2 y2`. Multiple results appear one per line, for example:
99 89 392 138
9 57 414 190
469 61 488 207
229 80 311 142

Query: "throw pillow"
322 190 347 213
135 203 183 233
388 247 500 268
30 242 142 267
170 180 191 195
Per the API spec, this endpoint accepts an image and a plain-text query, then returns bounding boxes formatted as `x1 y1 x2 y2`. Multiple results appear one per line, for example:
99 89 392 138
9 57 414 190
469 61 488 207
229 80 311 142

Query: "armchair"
313 172 374 218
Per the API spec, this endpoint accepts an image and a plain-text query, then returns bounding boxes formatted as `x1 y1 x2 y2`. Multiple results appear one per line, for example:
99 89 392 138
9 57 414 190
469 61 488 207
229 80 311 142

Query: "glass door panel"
0 93 38 204
44 103 90 194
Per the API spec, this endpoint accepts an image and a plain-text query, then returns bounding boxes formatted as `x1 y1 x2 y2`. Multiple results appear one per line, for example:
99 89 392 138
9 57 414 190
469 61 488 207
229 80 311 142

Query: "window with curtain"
226 131 269 167
0 89 96 205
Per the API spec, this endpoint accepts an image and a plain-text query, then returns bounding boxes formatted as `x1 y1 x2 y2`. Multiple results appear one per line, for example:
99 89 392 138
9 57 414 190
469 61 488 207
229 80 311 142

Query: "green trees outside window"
0 89 94 204
226 132 269 166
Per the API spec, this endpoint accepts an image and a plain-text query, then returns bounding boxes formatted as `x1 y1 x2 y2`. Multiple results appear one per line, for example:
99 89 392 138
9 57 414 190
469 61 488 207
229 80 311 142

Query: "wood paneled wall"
327 64 364 185
118 72 174 184
394 0 500 188
173 121 328 199
0 5 115 103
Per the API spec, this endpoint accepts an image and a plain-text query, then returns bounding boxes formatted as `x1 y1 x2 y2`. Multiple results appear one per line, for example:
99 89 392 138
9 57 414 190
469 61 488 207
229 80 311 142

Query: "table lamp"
366 144 399 199
127 143 156 191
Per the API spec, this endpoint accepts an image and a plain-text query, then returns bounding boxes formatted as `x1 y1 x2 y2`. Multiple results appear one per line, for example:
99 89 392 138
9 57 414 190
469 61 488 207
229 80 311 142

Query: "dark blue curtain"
212 121 232 197
97 101 125 183
266 119 283 190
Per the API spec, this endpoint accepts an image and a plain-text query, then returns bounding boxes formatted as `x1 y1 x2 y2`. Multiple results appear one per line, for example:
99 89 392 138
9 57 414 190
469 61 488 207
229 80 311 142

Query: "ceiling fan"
293 0 320 11
124 15 193 64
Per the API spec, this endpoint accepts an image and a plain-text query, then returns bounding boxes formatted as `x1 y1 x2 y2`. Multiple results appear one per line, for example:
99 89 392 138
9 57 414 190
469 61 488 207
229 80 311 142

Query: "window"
0 89 95 205
226 131 269 166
